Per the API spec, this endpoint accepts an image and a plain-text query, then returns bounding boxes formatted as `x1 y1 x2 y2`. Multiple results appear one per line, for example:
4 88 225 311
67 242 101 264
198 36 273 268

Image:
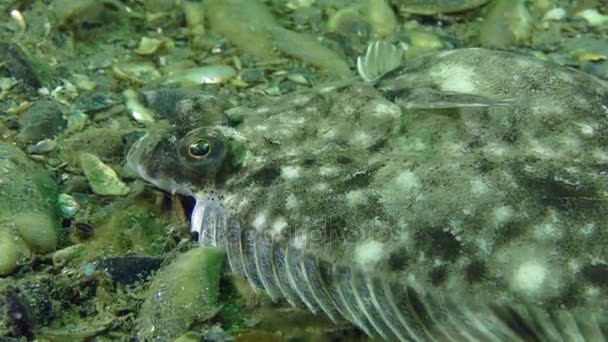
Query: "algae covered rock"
80 152 130 196
137 247 225 340
0 142 61 276
17 100 67 143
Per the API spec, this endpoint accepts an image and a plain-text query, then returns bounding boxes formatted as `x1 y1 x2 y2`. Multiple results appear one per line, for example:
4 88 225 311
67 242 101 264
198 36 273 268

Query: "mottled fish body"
128 43 608 340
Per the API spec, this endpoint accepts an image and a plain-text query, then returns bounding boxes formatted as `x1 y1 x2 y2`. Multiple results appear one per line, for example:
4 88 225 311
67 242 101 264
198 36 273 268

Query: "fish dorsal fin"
357 41 404 83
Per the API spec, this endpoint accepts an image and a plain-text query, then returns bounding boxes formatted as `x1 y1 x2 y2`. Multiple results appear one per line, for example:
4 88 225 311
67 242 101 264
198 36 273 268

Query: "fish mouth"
191 193 228 247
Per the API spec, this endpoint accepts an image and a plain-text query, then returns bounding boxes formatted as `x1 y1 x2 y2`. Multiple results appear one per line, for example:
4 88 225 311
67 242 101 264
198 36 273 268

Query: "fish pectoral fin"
392 87 515 110
357 40 404 83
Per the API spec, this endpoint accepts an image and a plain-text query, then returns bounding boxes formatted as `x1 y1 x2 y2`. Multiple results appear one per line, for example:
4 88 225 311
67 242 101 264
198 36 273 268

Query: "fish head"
127 121 247 197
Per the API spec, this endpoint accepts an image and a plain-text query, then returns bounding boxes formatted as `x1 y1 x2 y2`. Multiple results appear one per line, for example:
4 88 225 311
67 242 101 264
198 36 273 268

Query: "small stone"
17 100 67 143
0 42 45 90
14 212 58 253
97 256 164 286
0 142 60 275
241 68 266 83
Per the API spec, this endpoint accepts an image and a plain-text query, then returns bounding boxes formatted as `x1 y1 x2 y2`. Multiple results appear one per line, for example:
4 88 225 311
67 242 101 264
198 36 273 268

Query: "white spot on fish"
313 182 329 191
271 217 288 236
431 64 476 93
578 123 594 135
394 170 420 192
355 240 386 269
319 166 338 177
285 193 298 210
252 212 267 230
373 102 400 117
470 178 488 195
493 206 513 225
281 166 300 179
512 261 547 295
292 234 308 249
350 130 372 147
345 190 368 208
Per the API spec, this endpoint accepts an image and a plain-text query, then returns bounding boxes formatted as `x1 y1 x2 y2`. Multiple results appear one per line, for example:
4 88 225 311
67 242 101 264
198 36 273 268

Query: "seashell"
124 89 155 124
165 65 237 85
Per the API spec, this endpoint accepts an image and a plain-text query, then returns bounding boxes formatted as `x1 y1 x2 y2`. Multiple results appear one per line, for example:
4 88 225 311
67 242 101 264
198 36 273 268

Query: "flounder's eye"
188 139 211 158
177 127 230 176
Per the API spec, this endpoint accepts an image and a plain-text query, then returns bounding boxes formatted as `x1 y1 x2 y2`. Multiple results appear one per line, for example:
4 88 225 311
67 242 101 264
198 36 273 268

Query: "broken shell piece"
134 37 164 55
543 8 566 21
80 152 130 196
72 73 97 91
10 9 27 31
124 89 155 124
27 139 57 154
165 65 236 85
577 9 608 27
112 62 161 85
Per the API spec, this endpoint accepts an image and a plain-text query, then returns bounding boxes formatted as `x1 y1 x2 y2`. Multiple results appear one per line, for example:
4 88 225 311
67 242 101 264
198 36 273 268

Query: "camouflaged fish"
127 42 608 340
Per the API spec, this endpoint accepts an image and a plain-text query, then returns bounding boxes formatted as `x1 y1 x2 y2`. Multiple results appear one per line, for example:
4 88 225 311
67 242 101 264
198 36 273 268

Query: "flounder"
128 42 608 340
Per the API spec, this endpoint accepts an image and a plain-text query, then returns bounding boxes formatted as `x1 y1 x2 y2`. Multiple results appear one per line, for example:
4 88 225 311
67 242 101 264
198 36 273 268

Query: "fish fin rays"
357 40 404 83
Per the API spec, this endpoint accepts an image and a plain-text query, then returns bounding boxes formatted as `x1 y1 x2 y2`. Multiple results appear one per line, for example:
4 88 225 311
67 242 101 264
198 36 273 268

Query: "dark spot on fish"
419 229 461 261
495 222 525 246
336 155 353 164
368 138 387 152
475 157 496 173
323 215 348 243
512 161 601 215
342 170 372 189
582 264 608 287
501 128 520 144
387 247 409 271
378 85 410 103
302 158 316 167
464 260 487 284
547 283 581 310
429 266 447 286
251 166 281 186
